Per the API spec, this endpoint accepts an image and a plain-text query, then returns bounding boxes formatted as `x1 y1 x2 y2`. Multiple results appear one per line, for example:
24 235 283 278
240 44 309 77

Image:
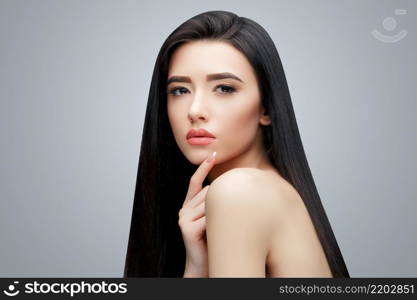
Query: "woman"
124 10 350 278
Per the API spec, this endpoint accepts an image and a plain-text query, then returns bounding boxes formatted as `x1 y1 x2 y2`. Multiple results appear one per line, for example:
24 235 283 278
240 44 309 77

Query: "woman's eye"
168 87 189 96
168 85 236 96
215 85 236 94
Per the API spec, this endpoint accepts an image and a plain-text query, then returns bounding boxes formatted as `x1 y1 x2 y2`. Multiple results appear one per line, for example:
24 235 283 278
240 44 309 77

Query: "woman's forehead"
168 40 256 82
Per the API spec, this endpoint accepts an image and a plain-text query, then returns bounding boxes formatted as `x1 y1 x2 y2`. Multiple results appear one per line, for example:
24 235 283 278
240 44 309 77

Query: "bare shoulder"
205 167 332 277
204 167 302 277
205 167 305 240
206 167 301 211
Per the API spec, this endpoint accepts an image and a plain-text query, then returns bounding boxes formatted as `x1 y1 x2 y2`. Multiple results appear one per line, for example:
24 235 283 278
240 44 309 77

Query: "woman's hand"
178 151 217 278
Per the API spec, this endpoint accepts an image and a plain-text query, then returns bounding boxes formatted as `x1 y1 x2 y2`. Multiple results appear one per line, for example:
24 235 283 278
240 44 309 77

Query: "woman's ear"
259 108 271 126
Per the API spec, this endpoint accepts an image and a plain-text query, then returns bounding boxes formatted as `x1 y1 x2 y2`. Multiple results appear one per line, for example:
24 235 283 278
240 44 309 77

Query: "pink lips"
186 128 216 145
187 137 215 145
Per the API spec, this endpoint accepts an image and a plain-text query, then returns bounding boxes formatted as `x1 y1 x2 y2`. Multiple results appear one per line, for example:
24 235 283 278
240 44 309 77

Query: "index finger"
184 151 217 204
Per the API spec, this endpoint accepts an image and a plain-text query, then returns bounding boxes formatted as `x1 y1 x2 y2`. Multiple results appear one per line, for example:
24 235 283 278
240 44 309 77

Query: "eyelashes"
167 84 237 96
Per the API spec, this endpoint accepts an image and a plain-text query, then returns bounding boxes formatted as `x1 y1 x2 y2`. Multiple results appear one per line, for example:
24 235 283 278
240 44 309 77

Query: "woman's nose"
187 92 208 122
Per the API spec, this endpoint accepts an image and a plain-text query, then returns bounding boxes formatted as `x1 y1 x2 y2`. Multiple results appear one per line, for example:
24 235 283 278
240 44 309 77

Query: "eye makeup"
167 84 237 96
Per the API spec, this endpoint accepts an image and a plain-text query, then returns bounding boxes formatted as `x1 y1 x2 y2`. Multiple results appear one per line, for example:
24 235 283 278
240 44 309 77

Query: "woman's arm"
205 168 280 277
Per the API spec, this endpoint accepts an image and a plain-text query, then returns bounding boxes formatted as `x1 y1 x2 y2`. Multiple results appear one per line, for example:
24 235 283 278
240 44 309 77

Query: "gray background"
0 0 416 277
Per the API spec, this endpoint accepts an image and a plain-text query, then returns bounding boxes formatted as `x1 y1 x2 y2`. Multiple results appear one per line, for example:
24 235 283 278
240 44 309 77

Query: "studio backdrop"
0 0 416 277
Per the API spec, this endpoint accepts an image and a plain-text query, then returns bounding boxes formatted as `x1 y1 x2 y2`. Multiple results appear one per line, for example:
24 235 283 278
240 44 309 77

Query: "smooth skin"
206 167 333 277
167 40 273 183
178 151 217 278
170 40 332 277
179 152 333 277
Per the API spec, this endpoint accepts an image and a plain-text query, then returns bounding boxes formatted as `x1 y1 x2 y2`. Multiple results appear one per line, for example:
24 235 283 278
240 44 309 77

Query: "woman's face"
167 40 271 173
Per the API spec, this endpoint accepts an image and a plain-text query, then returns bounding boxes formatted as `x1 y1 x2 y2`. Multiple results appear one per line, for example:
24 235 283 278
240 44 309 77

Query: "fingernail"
206 151 216 163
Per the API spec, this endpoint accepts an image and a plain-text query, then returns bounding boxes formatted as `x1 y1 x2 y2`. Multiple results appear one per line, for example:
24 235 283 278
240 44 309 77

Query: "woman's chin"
188 157 206 165
184 153 211 165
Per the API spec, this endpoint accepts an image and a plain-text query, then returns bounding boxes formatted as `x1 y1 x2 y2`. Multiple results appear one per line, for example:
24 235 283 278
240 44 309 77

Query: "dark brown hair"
124 10 350 277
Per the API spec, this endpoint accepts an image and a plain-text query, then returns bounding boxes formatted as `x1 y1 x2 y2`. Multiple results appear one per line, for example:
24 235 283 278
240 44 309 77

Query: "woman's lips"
187 137 215 145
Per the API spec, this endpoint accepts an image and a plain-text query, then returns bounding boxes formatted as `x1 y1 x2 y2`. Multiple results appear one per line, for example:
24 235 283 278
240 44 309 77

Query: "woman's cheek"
219 113 257 154
168 105 183 133
168 113 184 149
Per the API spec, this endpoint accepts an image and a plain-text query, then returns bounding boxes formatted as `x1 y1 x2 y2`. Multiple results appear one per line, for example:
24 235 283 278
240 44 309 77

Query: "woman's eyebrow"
167 72 244 85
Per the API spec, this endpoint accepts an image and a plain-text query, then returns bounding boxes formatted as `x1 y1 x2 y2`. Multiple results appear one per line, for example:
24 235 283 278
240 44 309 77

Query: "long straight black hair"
124 10 350 278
